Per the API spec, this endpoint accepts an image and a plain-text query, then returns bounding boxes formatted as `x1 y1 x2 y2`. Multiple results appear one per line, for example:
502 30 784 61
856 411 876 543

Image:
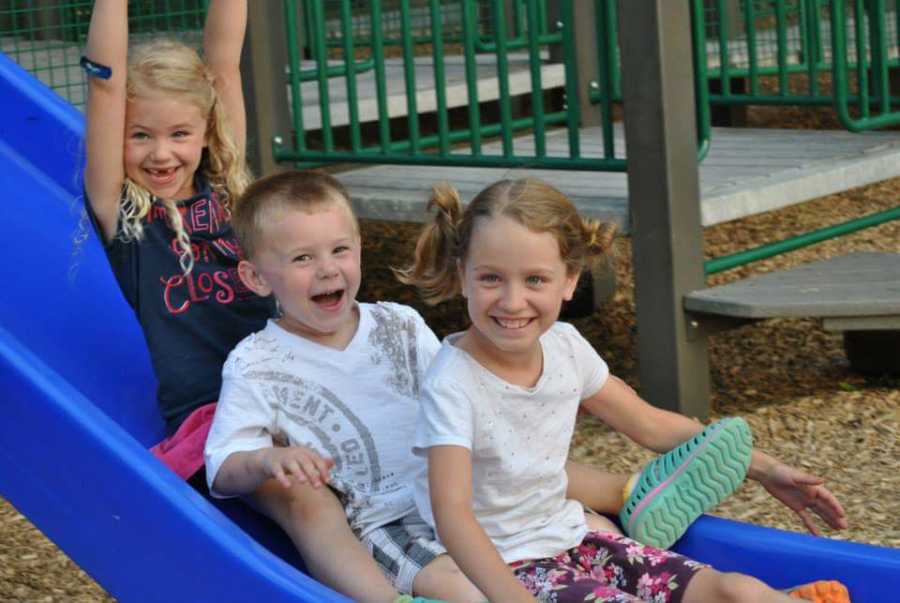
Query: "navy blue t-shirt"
88 180 276 432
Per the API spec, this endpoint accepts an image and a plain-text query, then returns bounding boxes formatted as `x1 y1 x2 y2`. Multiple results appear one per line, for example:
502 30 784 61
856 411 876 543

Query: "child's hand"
759 463 848 534
258 446 335 490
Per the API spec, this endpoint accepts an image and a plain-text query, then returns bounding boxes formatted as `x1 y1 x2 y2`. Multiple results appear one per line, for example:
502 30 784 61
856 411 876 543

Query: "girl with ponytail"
401 178 847 603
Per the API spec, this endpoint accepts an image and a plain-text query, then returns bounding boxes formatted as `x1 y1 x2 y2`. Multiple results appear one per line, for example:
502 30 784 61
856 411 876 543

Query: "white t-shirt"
206 302 441 538
413 322 609 563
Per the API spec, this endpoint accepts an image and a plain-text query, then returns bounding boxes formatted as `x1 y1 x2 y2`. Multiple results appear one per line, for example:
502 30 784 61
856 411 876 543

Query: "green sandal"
619 417 753 550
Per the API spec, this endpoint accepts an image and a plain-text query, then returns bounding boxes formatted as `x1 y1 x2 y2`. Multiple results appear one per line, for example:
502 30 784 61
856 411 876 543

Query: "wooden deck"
336 125 900 230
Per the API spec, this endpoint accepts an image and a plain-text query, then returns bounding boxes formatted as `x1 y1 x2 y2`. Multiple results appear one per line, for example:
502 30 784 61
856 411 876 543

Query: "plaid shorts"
361 511 447 594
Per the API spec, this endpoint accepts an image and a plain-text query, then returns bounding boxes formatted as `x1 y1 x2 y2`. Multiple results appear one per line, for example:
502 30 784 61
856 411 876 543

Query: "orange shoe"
788 580 851 603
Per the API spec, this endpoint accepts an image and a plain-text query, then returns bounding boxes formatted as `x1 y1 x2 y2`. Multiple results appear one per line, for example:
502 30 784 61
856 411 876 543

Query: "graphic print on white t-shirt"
208 302 440 537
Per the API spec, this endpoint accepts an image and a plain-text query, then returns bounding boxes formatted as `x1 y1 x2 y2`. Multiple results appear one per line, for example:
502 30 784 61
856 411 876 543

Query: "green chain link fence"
0 0 208 108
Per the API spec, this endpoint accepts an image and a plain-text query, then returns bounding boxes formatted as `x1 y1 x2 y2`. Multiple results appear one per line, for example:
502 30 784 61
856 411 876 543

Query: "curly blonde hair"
396 178 617 305
120 39 250 273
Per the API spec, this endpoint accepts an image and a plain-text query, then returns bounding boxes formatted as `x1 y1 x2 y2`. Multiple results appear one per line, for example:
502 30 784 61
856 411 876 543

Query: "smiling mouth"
312 289 345 309
144 166 178 184
493 317 533 329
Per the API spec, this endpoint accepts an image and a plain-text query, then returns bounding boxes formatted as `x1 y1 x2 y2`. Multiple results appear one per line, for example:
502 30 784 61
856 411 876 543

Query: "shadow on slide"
0 52 896 603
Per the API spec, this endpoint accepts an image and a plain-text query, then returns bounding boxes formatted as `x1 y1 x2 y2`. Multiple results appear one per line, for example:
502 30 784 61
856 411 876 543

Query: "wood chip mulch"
2 105 899 601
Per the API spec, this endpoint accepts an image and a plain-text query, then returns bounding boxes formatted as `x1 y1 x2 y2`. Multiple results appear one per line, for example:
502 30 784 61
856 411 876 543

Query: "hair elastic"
80 56 112 80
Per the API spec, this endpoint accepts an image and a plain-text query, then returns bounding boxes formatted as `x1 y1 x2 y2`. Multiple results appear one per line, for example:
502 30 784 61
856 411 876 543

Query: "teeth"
495 317 530 329
313 290 343 302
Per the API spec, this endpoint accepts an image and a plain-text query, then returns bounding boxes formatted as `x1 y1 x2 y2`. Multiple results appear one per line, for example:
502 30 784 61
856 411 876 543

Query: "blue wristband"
80 56 112 80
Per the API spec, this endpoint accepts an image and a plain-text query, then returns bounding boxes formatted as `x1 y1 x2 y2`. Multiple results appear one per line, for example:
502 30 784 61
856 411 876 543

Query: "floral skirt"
510 531 707 603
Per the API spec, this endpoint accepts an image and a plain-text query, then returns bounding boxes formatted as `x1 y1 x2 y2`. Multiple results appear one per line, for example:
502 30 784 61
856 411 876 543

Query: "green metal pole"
741 0 758 96
594 0 616 160
525 0 546 157
690 0 711 160
284 0 306 154
775 0 788 96
461 0 483 155
560 0 580 158
429 0 450 156
492 0 514 158
340 0 362 152
310 0 333 151
705 206 900 275
370 1 391 152
717 0 730 95
399 0 420 152
855 0 870 120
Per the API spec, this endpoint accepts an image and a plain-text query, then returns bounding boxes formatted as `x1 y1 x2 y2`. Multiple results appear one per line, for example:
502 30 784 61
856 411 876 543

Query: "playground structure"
238 0 900 416
1 1 900 602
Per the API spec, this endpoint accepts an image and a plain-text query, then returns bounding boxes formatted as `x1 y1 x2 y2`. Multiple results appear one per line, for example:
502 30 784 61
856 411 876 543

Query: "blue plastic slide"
0 52 897 603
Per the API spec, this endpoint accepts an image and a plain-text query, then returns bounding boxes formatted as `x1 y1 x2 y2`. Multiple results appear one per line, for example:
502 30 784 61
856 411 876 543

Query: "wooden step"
684 252 900 331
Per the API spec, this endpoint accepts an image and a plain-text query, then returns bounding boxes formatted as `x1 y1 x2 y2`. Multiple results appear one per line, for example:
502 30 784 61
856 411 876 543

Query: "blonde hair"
232 169 357 261
396 178 617 305
119 39 250 273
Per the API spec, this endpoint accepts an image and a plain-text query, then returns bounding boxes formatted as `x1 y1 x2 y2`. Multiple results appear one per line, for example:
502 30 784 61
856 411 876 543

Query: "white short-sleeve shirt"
413 322 609 563
205 302 440 538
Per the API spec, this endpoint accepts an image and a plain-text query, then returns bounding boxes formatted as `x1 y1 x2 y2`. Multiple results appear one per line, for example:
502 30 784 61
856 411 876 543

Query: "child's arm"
429 445 536 603
213 446 335 496
205 365 333 497
203 0 247 154
83 0 129 242
581 376 847 532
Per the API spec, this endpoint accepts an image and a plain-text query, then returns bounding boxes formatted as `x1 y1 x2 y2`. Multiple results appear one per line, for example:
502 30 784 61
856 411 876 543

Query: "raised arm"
203 0 247 155
581 376 847 533
428 445 536 603
83 0 129 242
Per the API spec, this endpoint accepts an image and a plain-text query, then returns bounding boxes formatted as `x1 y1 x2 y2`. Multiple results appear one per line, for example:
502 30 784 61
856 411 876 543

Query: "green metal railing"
279 0 617 170
0 1 208 108
276 0 711 171
704 204 900 274
698 0 900 131
700 1 900 272
306 1 550 53
832 0 900 130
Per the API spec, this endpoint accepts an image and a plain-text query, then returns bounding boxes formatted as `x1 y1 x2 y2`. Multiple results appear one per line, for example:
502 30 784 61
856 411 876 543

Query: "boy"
204 170 483 603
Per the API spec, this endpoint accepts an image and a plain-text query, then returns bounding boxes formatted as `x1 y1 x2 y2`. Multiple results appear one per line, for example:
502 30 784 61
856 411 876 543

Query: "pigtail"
394 182 465 305
580 218 618 270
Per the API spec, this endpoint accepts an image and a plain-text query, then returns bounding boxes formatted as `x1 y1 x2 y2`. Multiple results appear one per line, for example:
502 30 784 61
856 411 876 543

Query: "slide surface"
0 51 896 603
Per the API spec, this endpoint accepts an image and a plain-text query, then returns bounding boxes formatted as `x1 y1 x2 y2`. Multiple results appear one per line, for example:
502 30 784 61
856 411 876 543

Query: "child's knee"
687 569 777 603
413 555 484 603
253 479 343 527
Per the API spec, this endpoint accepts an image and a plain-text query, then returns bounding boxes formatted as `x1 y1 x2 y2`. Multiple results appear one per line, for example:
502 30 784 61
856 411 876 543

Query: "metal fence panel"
0 0 208 108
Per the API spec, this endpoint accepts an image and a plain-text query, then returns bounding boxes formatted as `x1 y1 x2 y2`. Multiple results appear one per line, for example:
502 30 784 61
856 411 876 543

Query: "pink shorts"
149 402 217 480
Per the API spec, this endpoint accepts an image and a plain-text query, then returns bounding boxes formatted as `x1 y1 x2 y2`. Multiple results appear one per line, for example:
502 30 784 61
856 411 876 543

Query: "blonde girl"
82 0 271 476
400 178 848 603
